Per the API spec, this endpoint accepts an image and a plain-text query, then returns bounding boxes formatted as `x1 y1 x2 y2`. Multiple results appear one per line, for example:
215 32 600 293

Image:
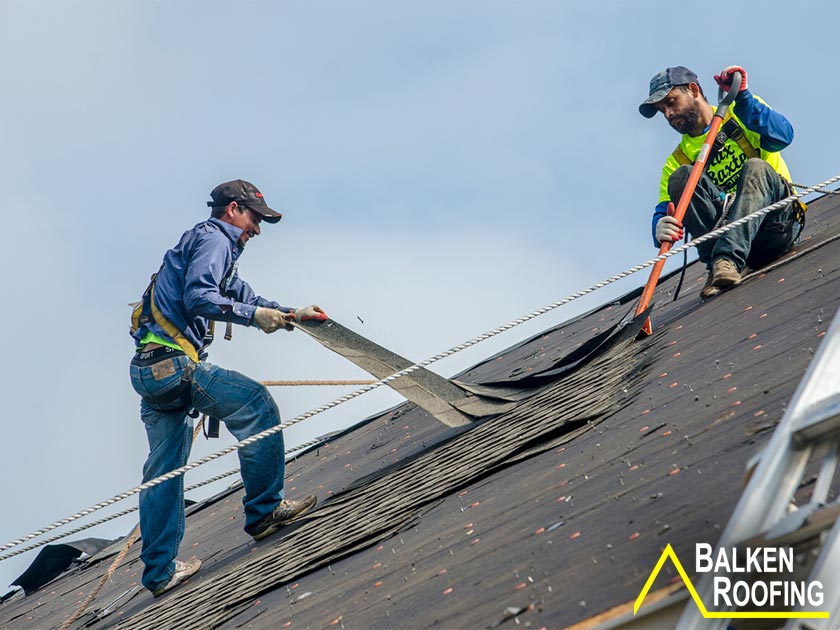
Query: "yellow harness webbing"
670 117 760 167
130 276 201 363
148 284 200 363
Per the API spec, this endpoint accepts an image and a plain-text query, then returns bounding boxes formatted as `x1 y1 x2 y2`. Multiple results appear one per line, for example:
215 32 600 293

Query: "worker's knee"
737 159 782 196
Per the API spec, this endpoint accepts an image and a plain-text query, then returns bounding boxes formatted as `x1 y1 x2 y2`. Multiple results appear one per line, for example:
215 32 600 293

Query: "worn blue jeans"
668 158 797 270
129 350 286 591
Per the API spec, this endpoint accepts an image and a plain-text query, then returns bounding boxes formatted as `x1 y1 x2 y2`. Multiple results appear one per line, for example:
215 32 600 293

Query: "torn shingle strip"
295 318 515 425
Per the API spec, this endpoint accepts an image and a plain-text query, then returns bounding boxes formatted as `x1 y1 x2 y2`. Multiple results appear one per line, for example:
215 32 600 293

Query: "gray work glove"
253 307 295 333
293 304 329 322
655 215 683 244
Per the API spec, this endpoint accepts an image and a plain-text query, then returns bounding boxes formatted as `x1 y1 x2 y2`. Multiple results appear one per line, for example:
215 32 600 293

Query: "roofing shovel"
634 71 743 337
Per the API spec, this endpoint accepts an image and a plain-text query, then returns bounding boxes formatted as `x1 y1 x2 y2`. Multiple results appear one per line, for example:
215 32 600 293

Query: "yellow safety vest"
657 101 792 205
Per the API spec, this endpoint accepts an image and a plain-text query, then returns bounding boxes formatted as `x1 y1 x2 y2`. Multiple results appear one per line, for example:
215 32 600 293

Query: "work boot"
699 273 720 300
710 258 742 290
151 558 202 597
248 495 317 541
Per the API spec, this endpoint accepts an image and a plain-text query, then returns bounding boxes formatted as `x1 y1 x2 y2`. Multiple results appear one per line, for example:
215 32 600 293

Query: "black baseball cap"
639 66 699 118
207 179 283 223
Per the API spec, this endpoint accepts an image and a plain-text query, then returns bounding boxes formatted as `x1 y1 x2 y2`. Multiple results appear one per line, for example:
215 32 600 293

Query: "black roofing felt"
1 194 839 629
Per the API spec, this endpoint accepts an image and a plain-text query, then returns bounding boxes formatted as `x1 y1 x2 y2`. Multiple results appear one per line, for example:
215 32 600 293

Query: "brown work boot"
710 258 742 290
151 558 202 597
699 273 720 299
248 495 317 541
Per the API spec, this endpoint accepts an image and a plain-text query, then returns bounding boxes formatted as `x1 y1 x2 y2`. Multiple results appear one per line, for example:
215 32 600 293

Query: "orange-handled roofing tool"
635 72 743 337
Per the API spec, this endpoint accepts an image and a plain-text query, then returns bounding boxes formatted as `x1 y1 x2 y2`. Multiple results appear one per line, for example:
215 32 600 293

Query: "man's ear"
689 82 702 98
225 201 240 218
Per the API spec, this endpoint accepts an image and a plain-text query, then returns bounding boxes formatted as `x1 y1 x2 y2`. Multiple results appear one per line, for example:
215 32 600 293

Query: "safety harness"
670 117 807 227
131 272 236 437
671 118 758 167
667 118 807 302
131 274 201 362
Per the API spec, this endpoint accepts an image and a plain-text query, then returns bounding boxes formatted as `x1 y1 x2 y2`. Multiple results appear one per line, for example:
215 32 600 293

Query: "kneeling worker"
640 65 801 299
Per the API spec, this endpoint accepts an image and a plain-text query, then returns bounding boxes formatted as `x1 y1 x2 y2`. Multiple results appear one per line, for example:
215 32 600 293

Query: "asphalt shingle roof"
2 193 839 630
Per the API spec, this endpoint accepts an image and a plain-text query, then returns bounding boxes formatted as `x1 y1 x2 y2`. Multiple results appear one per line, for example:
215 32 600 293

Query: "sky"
0 0 837 592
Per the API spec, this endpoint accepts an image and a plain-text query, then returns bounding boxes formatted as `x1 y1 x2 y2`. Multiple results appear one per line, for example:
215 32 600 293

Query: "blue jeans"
668 158 797 270
129 351 286 591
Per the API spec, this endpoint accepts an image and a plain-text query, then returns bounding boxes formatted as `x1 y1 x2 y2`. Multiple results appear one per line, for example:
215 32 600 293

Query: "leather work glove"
293 304 329 322
714 65 748 93
655 207 684 244
253 307 295 333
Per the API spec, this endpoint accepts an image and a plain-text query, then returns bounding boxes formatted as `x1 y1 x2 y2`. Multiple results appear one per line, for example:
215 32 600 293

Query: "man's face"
228 203 263 246
654 85 703 136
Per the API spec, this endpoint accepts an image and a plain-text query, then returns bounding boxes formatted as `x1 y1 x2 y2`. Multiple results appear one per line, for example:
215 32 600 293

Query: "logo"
634 543 829 620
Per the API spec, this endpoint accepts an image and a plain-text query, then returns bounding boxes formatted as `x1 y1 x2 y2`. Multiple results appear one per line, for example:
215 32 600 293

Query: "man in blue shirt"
129 179 324 596
640 65 799 299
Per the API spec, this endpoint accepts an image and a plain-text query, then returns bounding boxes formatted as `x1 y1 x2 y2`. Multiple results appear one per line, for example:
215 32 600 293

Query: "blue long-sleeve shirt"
731 89 793 152
650 90 794 247
132 218 292 357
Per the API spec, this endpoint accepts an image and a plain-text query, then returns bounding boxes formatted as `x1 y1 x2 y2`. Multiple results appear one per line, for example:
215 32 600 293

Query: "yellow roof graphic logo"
634 544 829 620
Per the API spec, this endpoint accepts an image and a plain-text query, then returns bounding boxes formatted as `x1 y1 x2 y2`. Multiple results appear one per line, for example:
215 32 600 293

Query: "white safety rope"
2 173 838 558
791 182 840 196
0 440 321 562
0 468 240 562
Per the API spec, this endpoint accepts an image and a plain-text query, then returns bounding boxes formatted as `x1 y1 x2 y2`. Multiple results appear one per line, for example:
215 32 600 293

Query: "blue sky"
1 0 836 592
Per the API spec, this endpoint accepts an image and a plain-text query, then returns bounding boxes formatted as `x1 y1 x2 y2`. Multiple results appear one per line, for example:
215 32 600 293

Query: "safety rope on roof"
263 380 377 386
0 412 349 563
0 442 310 562
792 182 840 196
0 424 367 562
2 173 838 559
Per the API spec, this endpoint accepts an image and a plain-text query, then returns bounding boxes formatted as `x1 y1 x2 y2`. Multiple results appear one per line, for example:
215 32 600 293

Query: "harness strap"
668 132 806 239
131 260 237 360
670 118 760 168
671 144 692 166
129 273 201 363
205 416 220 439
149 283 201 363
721 118 759 160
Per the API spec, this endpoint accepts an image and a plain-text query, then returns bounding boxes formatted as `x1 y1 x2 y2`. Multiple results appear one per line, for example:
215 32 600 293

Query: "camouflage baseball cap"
207 179 283 224
639 66 699 118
